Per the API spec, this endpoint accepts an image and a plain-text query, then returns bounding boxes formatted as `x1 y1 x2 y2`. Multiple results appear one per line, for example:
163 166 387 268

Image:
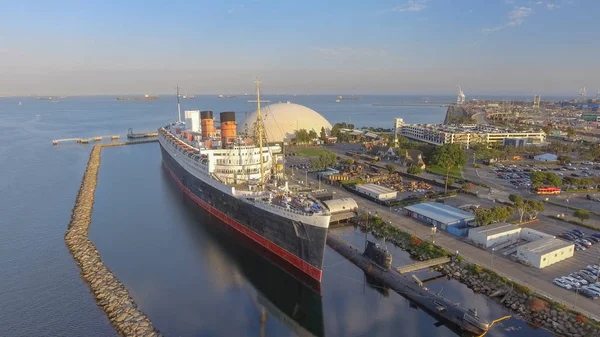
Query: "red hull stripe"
163 162 323 282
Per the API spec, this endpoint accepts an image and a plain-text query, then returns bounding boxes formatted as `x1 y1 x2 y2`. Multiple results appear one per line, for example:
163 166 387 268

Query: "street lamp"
491 248 496 268
365 211 371 249
596 248 600 283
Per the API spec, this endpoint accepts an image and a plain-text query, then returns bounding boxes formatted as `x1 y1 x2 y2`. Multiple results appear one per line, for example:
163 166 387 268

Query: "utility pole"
365 211 371 249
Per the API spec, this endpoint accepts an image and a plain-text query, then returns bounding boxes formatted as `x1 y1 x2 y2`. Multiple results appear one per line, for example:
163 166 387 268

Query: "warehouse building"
404 202 475 237
468 223 521 248
516 238 574 269
468 224 556 249
533 153 558 162
353 183 397 201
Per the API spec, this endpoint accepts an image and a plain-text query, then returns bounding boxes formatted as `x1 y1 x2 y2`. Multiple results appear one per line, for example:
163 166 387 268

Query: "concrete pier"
52 135 120 145
396 256 451 274
65 143 161 337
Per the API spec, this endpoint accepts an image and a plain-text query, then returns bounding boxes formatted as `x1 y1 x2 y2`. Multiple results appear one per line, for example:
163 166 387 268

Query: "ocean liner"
158 80 331 284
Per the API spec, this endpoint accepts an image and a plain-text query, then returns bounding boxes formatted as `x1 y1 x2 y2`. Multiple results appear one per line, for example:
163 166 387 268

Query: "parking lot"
473 161 600 192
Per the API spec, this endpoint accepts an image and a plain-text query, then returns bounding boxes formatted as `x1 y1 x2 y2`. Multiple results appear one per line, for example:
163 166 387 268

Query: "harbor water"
0 96 552 336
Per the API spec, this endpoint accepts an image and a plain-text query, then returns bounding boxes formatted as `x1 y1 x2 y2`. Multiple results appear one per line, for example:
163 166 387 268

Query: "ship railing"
247 197 330 217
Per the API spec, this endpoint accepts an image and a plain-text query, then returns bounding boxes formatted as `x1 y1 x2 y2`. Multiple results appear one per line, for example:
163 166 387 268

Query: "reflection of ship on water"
171 178 325 337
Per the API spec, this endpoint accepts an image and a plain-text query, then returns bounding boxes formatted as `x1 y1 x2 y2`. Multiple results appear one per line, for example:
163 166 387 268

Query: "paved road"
296 169 600 320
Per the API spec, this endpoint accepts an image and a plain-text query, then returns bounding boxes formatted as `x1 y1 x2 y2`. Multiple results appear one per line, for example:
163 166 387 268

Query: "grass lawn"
426 165 463 179
293 147 334 157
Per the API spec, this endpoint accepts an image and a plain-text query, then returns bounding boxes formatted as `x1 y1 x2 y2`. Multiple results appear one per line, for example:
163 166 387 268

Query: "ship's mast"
177 85 182 123
255 77 265 190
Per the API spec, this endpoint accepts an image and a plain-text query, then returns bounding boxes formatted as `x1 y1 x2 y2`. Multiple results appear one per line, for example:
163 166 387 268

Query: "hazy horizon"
1 0 598 97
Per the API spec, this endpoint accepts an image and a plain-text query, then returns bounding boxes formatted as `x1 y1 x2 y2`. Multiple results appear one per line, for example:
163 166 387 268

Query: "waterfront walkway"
302 172 600 321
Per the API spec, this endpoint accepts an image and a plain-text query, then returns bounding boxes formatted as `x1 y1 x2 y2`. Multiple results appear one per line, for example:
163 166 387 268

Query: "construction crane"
596 89 600 100
456 86 466 105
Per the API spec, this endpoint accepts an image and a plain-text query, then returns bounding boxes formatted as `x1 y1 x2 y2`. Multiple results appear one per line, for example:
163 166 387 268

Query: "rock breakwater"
65 144 161 337
438 261 599 337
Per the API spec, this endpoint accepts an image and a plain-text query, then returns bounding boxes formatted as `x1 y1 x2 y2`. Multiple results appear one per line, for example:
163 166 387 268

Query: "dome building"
239 102 332 143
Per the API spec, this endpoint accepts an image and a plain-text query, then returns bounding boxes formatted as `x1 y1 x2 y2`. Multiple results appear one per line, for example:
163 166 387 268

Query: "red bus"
536 187 561 195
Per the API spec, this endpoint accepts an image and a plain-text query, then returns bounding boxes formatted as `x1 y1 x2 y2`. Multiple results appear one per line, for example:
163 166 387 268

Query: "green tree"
525 200 544 220
509 194 527 223
397 136 410 148
573 209 590 224
542 125 553 135
558 155 570 165
319 127 327 142
530 171 546 188
430 143 467 193
294 129 310 144
493 206 514 222
407 165 422 175
310 157 323 170
530 172 562 188
567 127 576 138
475 209 494 226
384 164 396 174
308 130 318 141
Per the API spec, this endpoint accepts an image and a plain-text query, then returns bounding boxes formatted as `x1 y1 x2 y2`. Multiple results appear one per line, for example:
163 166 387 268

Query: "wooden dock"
52 135 120 145
127 128 158 139
396 256 452 274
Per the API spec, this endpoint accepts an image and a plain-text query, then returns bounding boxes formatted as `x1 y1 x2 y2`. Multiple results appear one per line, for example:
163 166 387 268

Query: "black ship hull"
159 144 328 285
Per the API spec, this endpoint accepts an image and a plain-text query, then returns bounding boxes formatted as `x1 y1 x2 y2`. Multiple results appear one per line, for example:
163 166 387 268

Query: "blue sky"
0 0 597 95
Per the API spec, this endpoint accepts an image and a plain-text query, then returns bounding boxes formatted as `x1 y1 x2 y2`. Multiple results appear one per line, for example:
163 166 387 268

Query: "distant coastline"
116 95 159 101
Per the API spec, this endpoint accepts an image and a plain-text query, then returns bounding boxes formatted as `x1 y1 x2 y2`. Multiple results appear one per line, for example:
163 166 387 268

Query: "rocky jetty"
444 104 468 124
65 144 161 337
438 261 599 337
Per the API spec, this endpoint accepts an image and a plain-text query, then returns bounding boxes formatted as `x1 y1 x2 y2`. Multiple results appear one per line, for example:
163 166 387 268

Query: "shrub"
529 298 549 312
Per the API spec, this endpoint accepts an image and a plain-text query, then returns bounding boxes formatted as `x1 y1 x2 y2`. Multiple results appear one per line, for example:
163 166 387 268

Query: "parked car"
586 236 600 243
580 288 600 299
562 276 582 287
575 243 586 251
572 229 584 236
581 270 597 279
569 274 588 285
577 239 592 248
576 272 596 283
586 285 600 293
553 278 573 290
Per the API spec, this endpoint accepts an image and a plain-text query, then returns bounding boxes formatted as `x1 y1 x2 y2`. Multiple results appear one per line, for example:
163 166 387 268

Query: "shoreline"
355 217 600 337
65 143 161 337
